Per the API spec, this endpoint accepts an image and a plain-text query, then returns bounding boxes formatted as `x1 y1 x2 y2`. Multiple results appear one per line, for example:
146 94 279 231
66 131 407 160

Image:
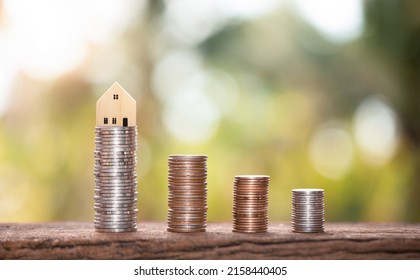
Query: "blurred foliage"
363 0 420 220
0 0 418 223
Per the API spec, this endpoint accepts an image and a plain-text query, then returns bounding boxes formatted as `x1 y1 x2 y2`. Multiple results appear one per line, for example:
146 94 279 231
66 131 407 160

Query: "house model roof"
96 82 136 126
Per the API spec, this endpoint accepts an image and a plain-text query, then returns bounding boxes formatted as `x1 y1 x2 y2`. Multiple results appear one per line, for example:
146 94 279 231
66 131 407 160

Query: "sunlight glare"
294 0 363 42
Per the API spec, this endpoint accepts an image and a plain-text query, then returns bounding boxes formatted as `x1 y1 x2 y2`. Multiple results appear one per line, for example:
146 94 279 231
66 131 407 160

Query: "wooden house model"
96 83 136 127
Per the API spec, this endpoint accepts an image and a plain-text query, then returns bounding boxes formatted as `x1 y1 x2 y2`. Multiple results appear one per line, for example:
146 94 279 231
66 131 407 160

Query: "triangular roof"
96 82 136 126
96 82 135 105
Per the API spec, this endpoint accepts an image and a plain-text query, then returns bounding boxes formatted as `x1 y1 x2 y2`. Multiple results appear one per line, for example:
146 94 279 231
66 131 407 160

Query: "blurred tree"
0 0 418 223
198 3 420 221
364 0 420 221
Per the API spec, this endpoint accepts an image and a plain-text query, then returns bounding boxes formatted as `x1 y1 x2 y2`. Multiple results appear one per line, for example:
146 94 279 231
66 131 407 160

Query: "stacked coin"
94 126 138 233
233 175 269 233
167 155 207 233
292 189 324 233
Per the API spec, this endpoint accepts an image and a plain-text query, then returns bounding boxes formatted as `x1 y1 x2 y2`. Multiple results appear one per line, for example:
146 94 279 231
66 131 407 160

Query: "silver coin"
94 193 137 198
95 214 137 219
94 161 136 166
95 129 137 132
94 199 137 205
291 188 325 233
95 217 138 222
95 137 137 141
169 154 207 159
95 196 137 201
94 126 138 233
94 164 136 169
95 188 138 193
95 173 136 178
167 228 205 233
96 178 137 183
94 196 137 201
94 194 137 199
95 188 137 194
95 157 136 162
95 182 137 187
94 156 136 161
95 131 137 135
94 162 136 167
95 135 137 139
95 129 137 133
94 204 137 210
95 144 137 149
94 224 138 229
95 228 137 233
94 168 136 174
95 219 137 224
95 145 136 149
95 149 137 154
95 186 138 191
95 185 137 190
94 151 136 156
95 221 138 226
95 211 138 216
94 172 136 177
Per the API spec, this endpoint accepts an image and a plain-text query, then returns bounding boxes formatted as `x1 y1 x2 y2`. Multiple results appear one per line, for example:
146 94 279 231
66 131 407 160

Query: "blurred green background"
0 0 419 223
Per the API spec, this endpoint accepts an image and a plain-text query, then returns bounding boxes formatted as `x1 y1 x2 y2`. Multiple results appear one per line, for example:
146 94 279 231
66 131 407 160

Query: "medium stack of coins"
233 175 269 233
167 155 207 233
292 189 324 233
94 126 138 233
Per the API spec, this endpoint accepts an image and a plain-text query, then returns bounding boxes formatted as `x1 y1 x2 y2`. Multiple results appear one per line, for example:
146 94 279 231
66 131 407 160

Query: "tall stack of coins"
292 189 324 233
94 126 138 233
167 155 207 233
233 175 269 233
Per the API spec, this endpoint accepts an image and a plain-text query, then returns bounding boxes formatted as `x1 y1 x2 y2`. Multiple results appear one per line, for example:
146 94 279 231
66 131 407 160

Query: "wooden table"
0 222 419 259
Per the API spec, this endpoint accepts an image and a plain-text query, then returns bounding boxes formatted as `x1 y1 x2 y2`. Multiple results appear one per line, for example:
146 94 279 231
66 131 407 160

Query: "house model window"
96 82 136 127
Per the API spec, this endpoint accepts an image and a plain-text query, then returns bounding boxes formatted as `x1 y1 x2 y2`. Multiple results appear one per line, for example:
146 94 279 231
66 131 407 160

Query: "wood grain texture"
0 222 419 260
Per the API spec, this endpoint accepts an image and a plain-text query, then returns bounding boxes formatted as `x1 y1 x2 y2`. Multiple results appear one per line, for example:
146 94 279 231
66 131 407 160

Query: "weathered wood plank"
0 222 419 259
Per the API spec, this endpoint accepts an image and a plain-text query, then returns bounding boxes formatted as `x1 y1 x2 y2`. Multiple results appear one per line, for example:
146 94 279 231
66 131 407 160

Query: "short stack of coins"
94 126 138 233
292 189 324 233
167 155 207 233
233 175 269 233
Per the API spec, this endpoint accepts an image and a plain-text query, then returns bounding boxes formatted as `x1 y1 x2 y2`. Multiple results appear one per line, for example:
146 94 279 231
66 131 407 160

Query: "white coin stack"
292 189 325 233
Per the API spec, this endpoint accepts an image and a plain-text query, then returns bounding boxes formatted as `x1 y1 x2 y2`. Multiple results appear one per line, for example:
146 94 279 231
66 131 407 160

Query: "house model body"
96 82 136 127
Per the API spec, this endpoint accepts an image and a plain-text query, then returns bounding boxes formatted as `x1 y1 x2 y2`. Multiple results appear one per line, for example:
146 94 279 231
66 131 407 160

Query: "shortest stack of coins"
94 126 138 233
233 175 269 233
292 189 324 233
167 155 207 233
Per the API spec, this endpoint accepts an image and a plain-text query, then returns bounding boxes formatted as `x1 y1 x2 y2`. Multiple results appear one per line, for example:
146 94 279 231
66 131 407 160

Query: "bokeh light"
309 122 354 179
353 97 399 166
294 0 363 42
0 0 418 223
